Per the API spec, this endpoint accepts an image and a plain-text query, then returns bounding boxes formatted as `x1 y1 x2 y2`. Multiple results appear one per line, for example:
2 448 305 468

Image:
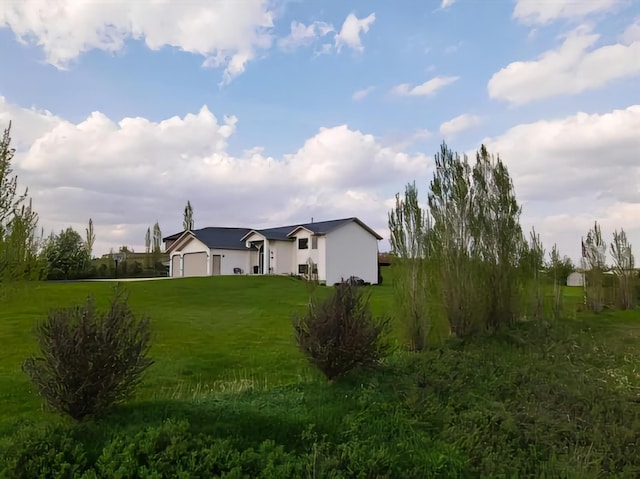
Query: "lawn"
1 272 640 477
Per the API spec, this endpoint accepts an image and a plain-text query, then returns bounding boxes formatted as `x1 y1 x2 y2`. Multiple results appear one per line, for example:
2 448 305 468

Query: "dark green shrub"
22 285 153 420
0 422 88 478
293 281 390 381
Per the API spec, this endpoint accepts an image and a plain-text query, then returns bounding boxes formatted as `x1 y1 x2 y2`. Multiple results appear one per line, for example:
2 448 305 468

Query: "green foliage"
42 227 91 280
0 275 640 476
424 142 526 336
610 228 635 310
22 285 153 420
584 221 607 313
548 244 567 320
0 122 45 284
293 281 391 380
388 182 433 350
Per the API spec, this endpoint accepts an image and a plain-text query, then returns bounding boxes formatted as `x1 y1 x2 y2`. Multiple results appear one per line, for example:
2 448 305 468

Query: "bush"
293 281 390 381
22 285 153 420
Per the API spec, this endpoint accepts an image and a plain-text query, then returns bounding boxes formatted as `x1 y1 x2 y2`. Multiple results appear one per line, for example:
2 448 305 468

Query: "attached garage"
183 252 208 277
171 255 181 278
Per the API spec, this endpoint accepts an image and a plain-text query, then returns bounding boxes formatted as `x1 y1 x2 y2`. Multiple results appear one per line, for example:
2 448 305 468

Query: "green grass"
1 274 640 477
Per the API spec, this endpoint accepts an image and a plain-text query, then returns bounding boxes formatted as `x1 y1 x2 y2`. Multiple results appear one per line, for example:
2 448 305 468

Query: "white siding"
179 237 209 254
211 249 251 275
317 236 326 282
325 222 379 285
292 229 320 275
272 240 294 275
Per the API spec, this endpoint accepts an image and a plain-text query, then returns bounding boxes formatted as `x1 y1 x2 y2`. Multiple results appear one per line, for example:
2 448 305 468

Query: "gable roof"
165 217 382 252
165 227 253 252
287 217 382 239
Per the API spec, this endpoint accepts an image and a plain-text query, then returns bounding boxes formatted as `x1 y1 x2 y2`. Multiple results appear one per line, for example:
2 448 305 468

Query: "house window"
298 238 309 249
311 236 318 249
298 263 309 274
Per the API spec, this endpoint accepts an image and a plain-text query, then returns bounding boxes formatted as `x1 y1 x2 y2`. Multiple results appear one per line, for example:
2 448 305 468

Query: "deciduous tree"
0 122 44 284
183 201 194 231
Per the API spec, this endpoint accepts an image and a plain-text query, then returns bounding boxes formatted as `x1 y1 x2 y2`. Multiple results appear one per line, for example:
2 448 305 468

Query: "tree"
43 227 90 280
183 201 194 231
547 244 572 320
145 226 151 269
521 228 546 320
152 222 162 272
0 122 44 284
85 218 95 259
584 221 607 312
388 182 433 350
423 142 526 336
610 228 635 310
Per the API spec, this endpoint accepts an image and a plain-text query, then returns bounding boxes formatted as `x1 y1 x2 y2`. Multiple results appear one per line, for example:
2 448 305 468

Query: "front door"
212 255 221 276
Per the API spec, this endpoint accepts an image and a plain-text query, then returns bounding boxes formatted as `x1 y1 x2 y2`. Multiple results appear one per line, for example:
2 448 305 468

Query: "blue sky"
0 0 639 260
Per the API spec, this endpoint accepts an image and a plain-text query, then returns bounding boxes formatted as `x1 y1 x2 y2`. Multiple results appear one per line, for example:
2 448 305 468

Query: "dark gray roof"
166 227 253 250
165 217 381 251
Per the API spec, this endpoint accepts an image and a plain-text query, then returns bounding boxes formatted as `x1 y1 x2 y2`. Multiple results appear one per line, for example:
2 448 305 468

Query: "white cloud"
352 87 375 101
278 20 333 51
440 0 456 9
0 0 275 84
488 26 640 105
482 105 640 259
439 114 483 137
621 18 640 44
513 0 624 25
1 97 429 256
3 96 638 263
335 12 376 53
392 76 459 96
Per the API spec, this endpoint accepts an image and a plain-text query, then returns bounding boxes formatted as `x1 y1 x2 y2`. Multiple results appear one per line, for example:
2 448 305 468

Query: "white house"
163 217 382 285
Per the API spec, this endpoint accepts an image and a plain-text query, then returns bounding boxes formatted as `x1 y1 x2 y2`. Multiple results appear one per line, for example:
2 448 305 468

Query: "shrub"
22 285 153 420
293 281 390 381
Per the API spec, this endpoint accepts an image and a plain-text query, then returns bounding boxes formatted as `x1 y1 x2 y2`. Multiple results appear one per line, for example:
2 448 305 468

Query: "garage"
171 255 181 277
183 252 208 277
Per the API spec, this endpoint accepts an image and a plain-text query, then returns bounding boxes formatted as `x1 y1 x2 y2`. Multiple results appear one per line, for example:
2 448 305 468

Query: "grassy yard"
1 273 639 477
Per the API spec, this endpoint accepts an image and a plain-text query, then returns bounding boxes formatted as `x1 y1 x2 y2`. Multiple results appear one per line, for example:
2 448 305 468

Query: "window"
298 238 309 249
298 263 309 274
311 235 318 249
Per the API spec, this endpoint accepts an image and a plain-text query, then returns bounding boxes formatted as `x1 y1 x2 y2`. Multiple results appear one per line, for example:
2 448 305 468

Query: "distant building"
567 271 585 287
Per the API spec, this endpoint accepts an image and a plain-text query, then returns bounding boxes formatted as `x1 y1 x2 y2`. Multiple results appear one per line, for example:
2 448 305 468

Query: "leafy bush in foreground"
22 285 153 420
293 281 391 381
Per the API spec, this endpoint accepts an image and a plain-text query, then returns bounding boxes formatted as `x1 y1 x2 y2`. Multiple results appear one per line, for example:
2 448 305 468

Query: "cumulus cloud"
513 0 624 25
2 97 429 256
621 18 640 44
439 114 483 138
335 12 376 53
488 26 640 105
483 105 640 259
3 96 638 262
278 20 334 51
352 86 375 101
0 0 275 84
392 76 459 96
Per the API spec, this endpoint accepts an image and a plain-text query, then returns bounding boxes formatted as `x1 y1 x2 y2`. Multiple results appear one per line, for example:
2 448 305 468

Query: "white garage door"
183 252 208 277
171 255 181 277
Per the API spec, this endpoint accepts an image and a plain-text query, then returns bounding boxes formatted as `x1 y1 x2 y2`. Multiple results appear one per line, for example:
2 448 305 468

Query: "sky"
0 0 639 262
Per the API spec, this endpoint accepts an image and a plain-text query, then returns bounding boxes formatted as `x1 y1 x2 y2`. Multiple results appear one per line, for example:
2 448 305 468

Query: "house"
567 271 585 287
163 217 382 285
